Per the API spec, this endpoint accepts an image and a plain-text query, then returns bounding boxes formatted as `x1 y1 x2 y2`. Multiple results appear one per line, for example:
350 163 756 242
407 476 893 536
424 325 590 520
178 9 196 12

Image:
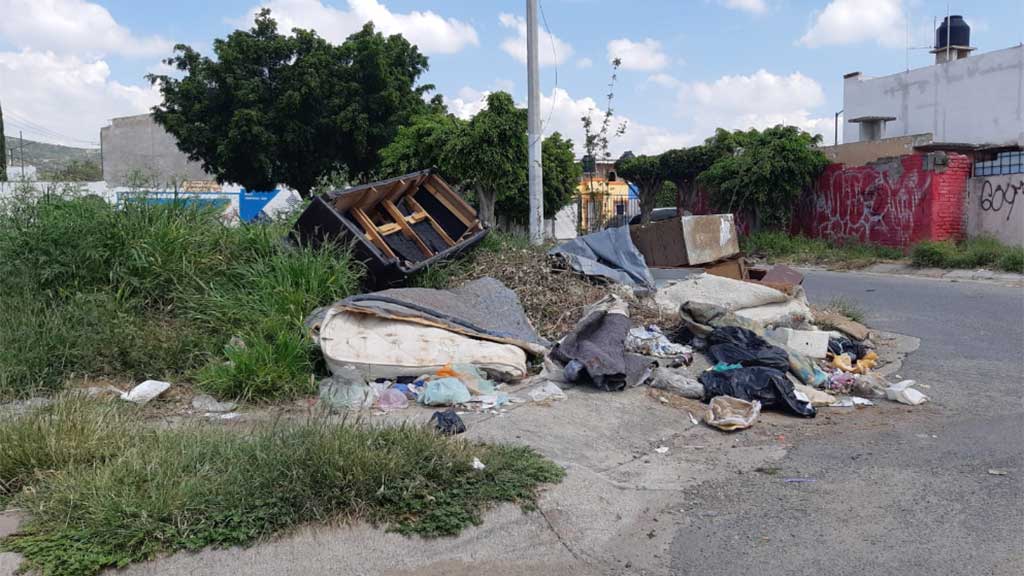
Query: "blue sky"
1 0 1021 153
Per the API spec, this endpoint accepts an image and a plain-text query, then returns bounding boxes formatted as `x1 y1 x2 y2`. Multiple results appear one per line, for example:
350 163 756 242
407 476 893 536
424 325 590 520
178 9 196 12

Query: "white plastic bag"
704 396 761 431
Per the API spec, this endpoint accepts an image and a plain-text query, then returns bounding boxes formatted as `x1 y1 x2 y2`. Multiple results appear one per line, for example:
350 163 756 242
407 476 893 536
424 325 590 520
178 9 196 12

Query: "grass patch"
911 235 1024 273
0 396 564 576
823 296 866 323
742 231 904 268
0 188 361 401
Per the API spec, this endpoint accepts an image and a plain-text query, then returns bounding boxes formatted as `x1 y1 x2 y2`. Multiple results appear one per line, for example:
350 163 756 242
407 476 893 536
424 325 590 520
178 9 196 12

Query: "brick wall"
790 152 971 247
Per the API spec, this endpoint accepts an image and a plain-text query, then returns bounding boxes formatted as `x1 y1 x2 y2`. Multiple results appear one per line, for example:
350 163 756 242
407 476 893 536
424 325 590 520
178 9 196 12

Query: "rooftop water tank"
936 15 970 49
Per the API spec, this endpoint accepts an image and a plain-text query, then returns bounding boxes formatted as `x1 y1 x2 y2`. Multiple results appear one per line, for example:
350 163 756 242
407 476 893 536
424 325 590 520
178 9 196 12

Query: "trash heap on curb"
293 206 927 434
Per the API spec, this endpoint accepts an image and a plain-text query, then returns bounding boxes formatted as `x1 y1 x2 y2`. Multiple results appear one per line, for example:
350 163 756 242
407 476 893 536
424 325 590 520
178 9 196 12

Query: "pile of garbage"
296 192 926 434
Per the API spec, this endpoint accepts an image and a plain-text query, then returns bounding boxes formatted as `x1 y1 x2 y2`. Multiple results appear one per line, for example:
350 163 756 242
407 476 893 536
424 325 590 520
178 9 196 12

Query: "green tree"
698 125 828 229
41 160 102 182
442 92 526 227
497 131 583 221
655 180 677 208
616 154 665 225
540 131 583 218
147 9 430 198
660 145 719 214
379 108 465 178
0 99 6 181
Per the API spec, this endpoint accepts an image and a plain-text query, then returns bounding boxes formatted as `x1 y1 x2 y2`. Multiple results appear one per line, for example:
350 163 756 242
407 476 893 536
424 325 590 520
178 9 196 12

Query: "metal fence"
974 151 1024 177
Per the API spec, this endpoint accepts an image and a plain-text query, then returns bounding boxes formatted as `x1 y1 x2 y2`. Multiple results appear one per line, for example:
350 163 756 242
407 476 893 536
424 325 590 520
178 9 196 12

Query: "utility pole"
526 0 543 244
19 130 24 175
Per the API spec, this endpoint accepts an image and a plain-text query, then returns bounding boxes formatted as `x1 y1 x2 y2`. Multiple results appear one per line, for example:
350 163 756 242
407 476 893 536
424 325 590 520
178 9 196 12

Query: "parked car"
603 207 691 229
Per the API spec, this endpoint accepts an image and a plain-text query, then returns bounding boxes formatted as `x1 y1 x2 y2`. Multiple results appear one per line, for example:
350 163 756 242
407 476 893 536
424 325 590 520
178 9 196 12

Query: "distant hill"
4 137 101 178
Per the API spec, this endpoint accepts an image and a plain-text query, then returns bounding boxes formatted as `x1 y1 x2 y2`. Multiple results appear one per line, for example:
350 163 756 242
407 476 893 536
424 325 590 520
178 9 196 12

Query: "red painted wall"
791 152 970 247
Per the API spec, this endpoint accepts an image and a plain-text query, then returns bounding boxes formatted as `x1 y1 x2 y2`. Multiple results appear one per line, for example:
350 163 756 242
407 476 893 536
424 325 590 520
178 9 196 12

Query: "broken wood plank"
350 208 397 259
381 199 433 258
405 195 456 247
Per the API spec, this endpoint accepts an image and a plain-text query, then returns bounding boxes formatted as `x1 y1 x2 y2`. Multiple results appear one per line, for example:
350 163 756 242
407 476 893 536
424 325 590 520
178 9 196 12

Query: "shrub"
0 192 361 400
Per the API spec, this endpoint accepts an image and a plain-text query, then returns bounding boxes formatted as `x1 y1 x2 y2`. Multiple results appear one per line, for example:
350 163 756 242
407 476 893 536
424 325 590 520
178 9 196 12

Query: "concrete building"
100 113 213 188
842 16 1023 147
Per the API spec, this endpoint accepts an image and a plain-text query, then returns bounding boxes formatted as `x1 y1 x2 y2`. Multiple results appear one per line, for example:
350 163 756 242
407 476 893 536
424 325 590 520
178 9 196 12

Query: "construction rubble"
296 203 926 432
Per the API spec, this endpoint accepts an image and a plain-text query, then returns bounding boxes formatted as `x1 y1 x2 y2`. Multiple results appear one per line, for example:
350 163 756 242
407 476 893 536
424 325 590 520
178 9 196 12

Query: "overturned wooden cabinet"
292 169 488 287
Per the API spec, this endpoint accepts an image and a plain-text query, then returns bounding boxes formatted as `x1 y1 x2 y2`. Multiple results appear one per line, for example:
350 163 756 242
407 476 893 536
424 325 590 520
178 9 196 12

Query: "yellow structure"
576 176 636 231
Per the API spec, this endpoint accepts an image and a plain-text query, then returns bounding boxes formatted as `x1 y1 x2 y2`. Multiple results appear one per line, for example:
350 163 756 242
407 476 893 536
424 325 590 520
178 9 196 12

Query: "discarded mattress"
549 295 654 391
291 169 488 288
656 273 813 329
655 273 788 315
315 310 527 380
549 225 655 289
325 277 548 355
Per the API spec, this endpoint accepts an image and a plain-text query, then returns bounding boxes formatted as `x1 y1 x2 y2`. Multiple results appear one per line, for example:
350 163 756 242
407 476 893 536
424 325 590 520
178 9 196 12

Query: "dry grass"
422 235 674 341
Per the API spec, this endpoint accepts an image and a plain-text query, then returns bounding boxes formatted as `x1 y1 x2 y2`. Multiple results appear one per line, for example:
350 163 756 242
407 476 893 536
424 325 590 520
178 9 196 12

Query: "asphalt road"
669 271 1024 576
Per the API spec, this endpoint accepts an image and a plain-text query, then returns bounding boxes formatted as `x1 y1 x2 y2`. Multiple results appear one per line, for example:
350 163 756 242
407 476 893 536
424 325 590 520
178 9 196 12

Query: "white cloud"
0 0 171 58
0 49 160 146
648 73 682 89
800 0 906 48
237 0 478 55
717 0 767 14
448 86 693 156
576 57 593 69
498 13 573 66
678 69 831 140
607 38 669 71
449 86 490 120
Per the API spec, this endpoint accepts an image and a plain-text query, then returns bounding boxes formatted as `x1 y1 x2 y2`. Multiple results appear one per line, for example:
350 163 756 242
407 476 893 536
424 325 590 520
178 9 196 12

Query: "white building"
842 17 1023 147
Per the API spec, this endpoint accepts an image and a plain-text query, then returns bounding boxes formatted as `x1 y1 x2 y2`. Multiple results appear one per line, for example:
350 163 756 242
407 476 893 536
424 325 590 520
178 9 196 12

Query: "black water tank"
936 15 970 49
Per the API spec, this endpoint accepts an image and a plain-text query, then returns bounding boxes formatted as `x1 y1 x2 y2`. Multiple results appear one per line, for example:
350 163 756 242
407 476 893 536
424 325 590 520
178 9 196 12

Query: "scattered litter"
654 446 670 454
831 351 878 374
793 383 837 407
649 367 704 399
527 382 567 402
471 457 487 470
430 410 466 435
120 380 170 404
783 478 816 483
319 366 375 411
626 326 694 360
885 380 928 405
828 336 868 362
377 388 409 411
704 396 761 431
829 396 875 408
418 378 471 406
191 394 237 413
826 371 857 393
436 364 496 395
987 469 1008 476
700 366 815 417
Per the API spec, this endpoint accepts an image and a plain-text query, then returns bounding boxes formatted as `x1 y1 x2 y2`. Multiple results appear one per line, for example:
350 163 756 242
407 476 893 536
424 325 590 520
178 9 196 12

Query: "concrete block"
767 327 830 358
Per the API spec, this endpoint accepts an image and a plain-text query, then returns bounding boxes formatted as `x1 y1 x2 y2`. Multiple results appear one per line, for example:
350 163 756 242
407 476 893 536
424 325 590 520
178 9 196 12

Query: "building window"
608 171 617 182
615 201 625 215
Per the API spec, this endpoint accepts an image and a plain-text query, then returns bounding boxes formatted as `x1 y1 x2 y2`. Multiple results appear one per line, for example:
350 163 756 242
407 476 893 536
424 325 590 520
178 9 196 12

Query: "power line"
4 109 100 146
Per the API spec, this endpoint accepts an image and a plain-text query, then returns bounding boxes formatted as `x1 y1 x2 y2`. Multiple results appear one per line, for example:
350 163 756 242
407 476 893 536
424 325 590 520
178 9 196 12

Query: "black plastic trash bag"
699 366 816 417
430 410 466 435
706 326 790 372
828 336 868 362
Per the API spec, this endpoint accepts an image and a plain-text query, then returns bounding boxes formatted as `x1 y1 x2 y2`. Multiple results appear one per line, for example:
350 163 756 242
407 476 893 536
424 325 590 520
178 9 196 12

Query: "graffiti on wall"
793 157 933 247
966 175 1024 246
975 177 1021 220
